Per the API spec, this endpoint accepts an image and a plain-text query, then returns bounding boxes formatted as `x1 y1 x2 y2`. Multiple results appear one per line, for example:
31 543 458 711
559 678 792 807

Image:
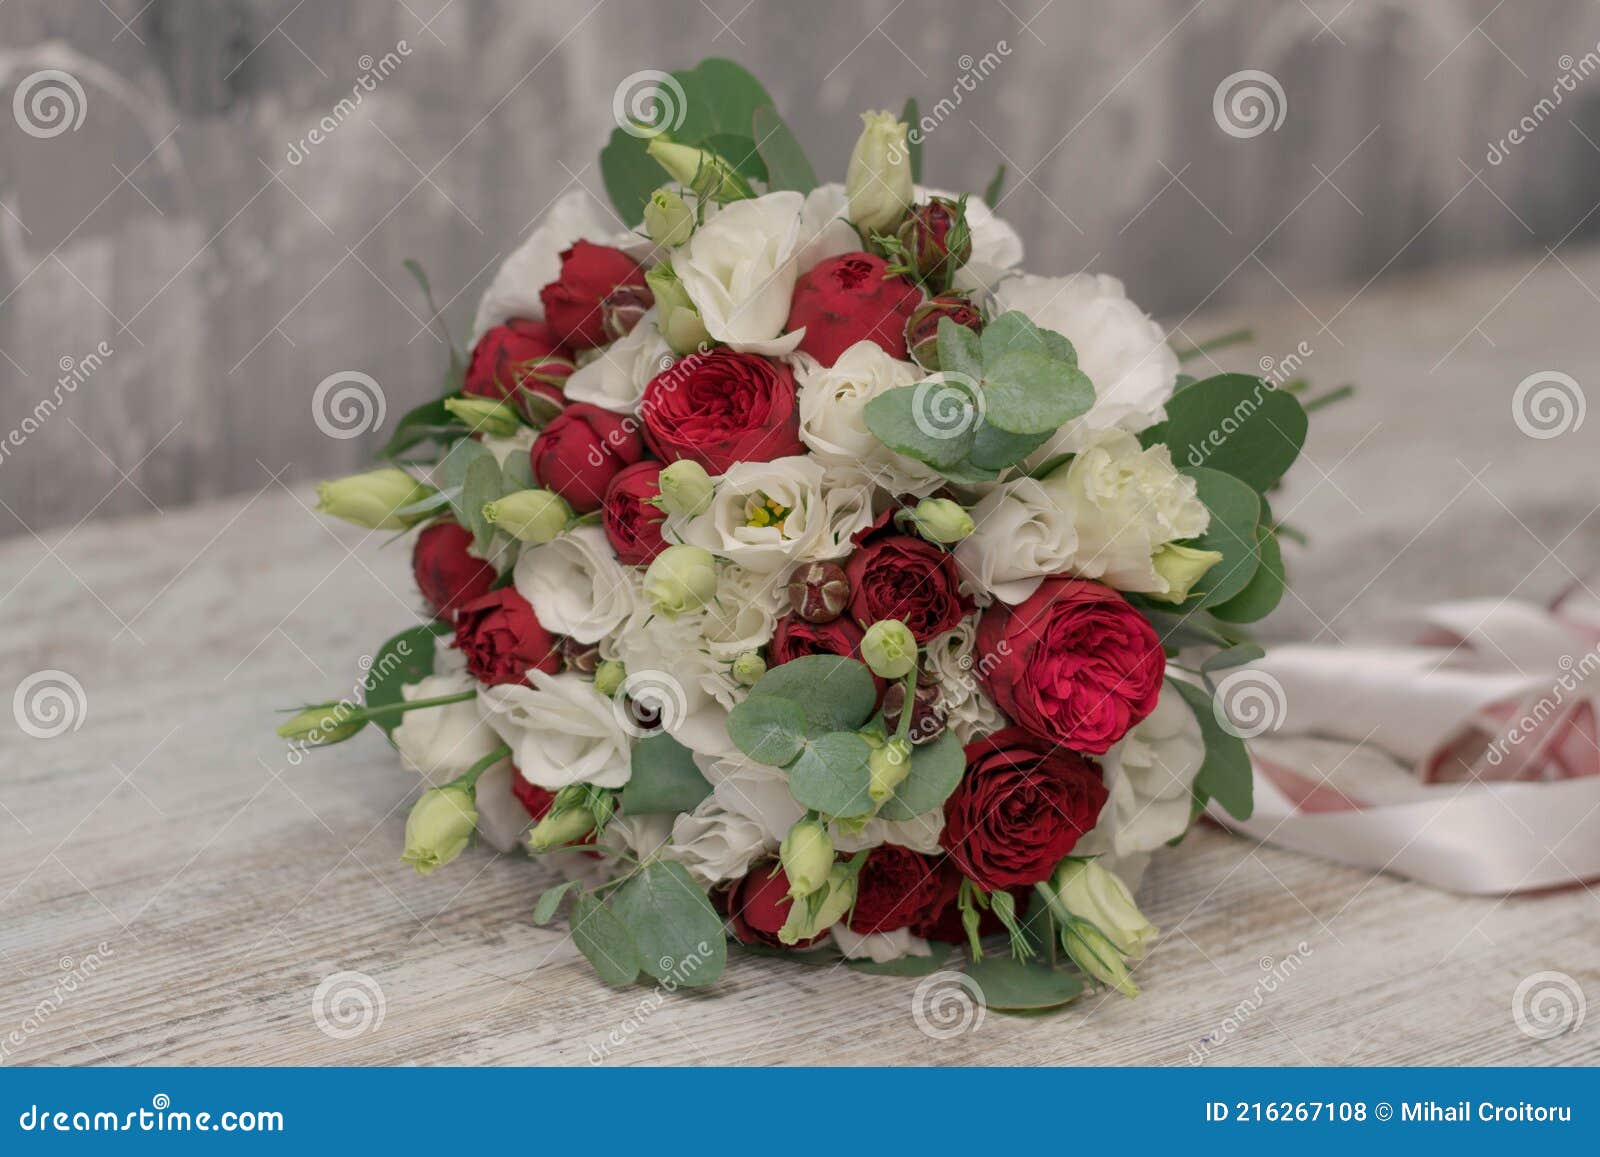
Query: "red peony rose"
785 253 924 367
847 845 959 935
770 613 866 666
602 460 669 565
718 861 824 949
913 883 1031 943
530 401 646 514
452 588 561 687
538 240 648 349
639 349 804 473
463 318 572 418
412 519 496 620
976 577 1164 755
845 530 972 643
940 727 1108 890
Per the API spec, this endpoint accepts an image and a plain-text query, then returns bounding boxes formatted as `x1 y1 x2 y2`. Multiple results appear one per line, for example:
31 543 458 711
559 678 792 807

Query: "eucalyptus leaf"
1210 526 1285 624
863 382 979 471
787 731 875 819
900 97 922 182
621 732 713 814
380 397 464 461
569 893 641 986
726 695 809 766
748 655 878 735
1170 677 1253 821
966 422 1053 471
608 860 726 986
981 350 1093 435
364 622 451 736
876 729 966 820
963 956 1084 1010
461 454 507 554
702 131 768 181
1147 373 1307 493
1201 642 1266 678
1176 467 1262 608
979 311 1076 365
752 105 817 192
532 881 579 926
847 941 953 976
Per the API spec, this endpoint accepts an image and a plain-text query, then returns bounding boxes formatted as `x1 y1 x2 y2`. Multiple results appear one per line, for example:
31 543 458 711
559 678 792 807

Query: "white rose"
831 925 933 964
513 524 639 644
675 191 805 355
391 673 504 786
954 476 1079 605
479 671 632 790
679 455 830 574
923 619 1007 745
697 751 803 841
478 426 537 467
993 273 1178 459
795 342 945 498
664 800 774 886
562 308 673 413
1041 428 1208 592
1079 683 1205 861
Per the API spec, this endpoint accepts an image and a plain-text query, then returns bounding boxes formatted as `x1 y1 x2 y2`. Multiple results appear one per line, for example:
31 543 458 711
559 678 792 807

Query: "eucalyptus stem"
358 689 477 720
1174 327 1253 363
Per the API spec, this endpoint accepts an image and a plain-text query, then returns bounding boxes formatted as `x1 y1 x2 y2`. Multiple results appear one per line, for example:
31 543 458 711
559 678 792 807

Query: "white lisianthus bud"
730 651 766 686
867 736 912 803
593 659 626 698
643 187 695 247
1052 859 1158 958
846 110 914 235
526 805 596 852
644 263 711 356
482 488 572 544
643 544 718 617
861 619 917 679
780 818 834 899
1061 919 1140 998
276 702 366 746
908 497 974 544
401 786 478 875
779 863 856 945
316 469 434 530
443 396 521 437
646 139 747 202
1146 542 1224 605
656 459 716 517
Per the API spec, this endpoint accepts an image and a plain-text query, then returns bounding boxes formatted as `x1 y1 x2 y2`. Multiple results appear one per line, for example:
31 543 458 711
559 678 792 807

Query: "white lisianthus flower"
954 476 1079 605
795 342 946 498
797 183 862 272
831 925 933 964
479 671 632 790
701 563 787 659
391 672 504 786
478 426 538 468
513 524 639 644
675 191 805 356
597 813 674 864
992 273 1179 459
606 607 740 757
664 799 774 886
697 751 804 841
833 808 946 856
813 466 878 559
471 762 534 853
562 307 673 413
1079 683 1205 863
923 618 1008 745
679 455 830 573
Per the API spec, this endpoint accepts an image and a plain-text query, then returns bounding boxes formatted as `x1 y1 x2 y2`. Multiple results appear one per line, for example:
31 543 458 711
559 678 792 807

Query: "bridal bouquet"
281 59 1311 1011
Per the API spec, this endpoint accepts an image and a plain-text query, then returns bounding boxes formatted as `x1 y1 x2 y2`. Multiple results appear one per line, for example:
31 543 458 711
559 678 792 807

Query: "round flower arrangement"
283 59 1309 1010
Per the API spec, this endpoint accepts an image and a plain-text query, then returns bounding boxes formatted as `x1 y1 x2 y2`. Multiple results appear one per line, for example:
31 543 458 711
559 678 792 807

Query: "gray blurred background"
1 0 1596 537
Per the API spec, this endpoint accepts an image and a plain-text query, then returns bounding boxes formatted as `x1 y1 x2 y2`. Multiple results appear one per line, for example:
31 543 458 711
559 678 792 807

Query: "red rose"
463 318 573 418
976 577 1164 754
785 253 923 366
530 401 646 514
905 293 982 369
770 613 866 665
639 349 804 473
452 588 561 687
847 845 959 935
412 520 496 620
718 861 824 949
602 460 668 565
845 531 971 643
940 727 1108 890
538 240 648 349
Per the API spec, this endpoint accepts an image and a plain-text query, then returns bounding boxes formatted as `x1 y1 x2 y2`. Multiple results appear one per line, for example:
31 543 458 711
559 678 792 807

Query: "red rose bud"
412 520 497 620
785 253 924 367
601 283 655 342
845 533 972 644
539 240 647 349
602 460 670 565
905 293 983 371
530 401 646 514
896 197 972 286
847 845 959 935
785 561 850 623
718 860 826 949
463 318 573 421
639 349 804 473
976 577 1165 755
941 727 1108 890
452 587 562 687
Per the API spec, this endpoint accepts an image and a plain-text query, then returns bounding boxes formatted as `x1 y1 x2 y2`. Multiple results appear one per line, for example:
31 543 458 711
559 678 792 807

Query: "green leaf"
379 397 464 462
1138 607 1235 651
532 881 579 926
863 381 979 470
787 731 875 819
984 163 1007 206
436 434 495 493
847 941 953 976
1177 467 1261 608
462 453 507 554
608 860 726 986
979 311 1077 365
600 126 670 227
499 451 536 493
876 729 967 820
1170 677 1253 821
1210 526 1285 623
726 695 809 766
982 350 1093 435
936 318 984 383
963 956 1084 1010
937 458 1002 485
702 131 768 182
749 655 878 735
752 105 817 192
364 623 451 736
900 97 923 182
569 893 641 986
621 732 713 814
1202 642 1266 677
1147 373 1307 492
966 422 1053 471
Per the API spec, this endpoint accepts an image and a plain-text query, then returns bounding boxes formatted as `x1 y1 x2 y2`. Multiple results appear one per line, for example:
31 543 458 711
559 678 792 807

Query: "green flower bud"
443 396 521 437
730 651 766 687
908 497 974 544
1061 918 1140 998
1146 542 1225 605
846 110 914 235
276 702 366 746
643 186 695 247
861 619 917 680
643 544 718 618
1052 859 1158 958
656 458 716 517
867 736 912 803
315 469 434 530
645 263 711 356
593 659 626 698
526 805 596 852
779 818 834 899
779 863 856 945
482 488 572 544
401 786 478 875
646 138 748 202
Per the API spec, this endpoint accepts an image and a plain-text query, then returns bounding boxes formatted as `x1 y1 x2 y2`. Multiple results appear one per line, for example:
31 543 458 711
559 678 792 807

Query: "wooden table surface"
3 247 1599 1067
